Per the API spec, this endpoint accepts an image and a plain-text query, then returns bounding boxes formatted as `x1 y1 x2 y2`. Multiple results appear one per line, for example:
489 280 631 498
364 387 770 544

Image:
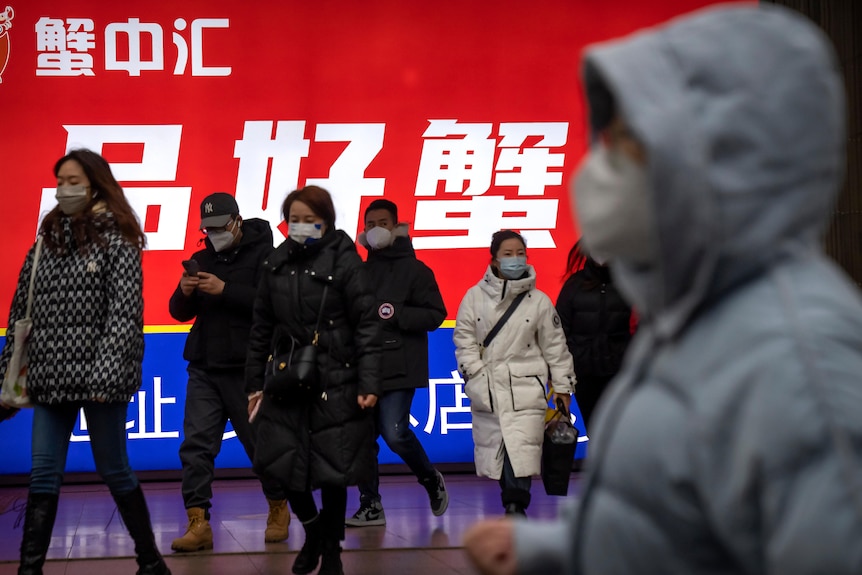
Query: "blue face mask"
498 256 527 279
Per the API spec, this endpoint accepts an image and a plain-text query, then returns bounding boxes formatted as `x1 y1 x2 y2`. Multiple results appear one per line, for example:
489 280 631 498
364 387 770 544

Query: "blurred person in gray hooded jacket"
463 4 862 575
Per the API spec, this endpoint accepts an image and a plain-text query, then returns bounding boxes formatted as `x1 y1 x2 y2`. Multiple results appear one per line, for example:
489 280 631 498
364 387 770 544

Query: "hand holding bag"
541 396 579 496
264 286 328 402
1 237 44 409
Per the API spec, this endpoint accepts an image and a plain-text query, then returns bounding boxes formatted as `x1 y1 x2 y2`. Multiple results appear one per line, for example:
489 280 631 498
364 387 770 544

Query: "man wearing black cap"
168 193 289 551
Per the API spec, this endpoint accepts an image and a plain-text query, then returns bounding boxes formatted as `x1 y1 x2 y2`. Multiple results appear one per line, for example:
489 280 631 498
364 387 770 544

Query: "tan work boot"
264 498 290 543
171 507 213 552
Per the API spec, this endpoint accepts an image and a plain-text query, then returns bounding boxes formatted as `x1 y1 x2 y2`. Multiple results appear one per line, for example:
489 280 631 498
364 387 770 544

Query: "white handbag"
0 236 43 408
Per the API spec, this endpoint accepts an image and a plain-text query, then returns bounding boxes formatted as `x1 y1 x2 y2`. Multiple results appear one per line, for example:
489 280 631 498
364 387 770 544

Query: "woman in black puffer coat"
555 241 633 430
245 186 380 575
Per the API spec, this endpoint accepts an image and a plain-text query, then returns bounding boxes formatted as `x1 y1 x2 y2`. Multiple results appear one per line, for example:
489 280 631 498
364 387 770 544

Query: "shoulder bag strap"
23 236 44 321
482 290 528 351
311 285 328 346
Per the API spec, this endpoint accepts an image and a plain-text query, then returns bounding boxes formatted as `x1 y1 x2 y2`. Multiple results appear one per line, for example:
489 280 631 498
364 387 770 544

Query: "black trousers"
179 366 284 509
287 486 348 541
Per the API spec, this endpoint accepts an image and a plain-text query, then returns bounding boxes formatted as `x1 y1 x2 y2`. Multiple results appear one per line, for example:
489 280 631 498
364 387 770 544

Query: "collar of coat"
479 264 536 302
357 222 410 251
266 229 353 273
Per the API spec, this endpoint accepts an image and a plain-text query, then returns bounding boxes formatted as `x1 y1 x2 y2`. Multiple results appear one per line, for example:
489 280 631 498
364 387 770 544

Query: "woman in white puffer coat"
454 230 576 515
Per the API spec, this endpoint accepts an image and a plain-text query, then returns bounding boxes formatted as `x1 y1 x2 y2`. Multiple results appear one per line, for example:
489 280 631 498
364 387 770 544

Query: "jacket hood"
478 264 536 303
363 224 416 261
237 217 273 248
580 4 845 337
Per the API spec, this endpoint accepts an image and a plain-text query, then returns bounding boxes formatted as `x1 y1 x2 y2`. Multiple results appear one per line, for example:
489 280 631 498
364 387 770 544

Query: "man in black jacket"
168 193 288 551
346 199 449 527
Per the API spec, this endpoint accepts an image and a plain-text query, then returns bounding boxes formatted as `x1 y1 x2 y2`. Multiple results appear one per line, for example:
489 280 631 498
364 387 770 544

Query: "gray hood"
580 4 845 338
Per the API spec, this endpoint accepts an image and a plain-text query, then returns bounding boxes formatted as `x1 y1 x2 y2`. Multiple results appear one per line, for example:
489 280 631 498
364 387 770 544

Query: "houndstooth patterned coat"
0 213 144 404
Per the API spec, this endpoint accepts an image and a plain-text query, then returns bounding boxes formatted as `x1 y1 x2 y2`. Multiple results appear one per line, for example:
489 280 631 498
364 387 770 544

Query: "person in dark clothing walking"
345 199 449 527
555 240 633 429
246 185 381 575
168 193 288 552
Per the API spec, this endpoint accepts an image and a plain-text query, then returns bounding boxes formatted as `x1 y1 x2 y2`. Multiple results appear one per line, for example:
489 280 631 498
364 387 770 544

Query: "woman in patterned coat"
0 149 171 575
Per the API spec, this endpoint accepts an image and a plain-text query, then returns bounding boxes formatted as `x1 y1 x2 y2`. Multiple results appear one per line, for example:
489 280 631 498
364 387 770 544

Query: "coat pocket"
464 368 494 413
381 337 408 380
509 368 548 411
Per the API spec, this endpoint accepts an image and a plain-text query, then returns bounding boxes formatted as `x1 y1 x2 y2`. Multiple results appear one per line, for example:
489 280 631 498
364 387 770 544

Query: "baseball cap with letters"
199 193 239 229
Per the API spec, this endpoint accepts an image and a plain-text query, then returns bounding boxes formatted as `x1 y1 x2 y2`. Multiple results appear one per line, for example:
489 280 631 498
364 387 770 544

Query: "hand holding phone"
182 259 200 277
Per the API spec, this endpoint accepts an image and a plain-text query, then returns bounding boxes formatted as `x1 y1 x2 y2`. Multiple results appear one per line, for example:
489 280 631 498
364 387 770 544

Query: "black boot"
501 488 531 518
18 492 59 575
114 485 171 575
292 516 322 575
318 537 344 575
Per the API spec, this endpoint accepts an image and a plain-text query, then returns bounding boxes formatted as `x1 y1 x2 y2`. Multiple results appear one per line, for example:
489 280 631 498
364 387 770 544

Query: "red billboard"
0 0 734 327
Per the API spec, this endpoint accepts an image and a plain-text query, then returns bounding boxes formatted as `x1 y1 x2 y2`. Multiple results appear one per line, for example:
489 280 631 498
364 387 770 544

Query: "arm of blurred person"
699 356 862 574
396 263 447 333
169 271 200 322
464 501 579 575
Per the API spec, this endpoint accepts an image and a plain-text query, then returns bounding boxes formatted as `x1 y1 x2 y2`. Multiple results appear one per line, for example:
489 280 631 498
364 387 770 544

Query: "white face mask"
289 222 323 244
55 184 90 215
208 230 235 252
365 226 393 250
572 146 659 266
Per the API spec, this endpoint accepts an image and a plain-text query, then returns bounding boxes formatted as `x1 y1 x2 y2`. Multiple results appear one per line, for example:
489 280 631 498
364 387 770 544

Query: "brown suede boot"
264 498 290 543
170 507 213 552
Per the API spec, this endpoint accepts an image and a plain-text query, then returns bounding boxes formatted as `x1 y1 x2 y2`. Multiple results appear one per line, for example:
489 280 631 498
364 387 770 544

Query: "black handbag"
541 398 579 496
264 286 328 402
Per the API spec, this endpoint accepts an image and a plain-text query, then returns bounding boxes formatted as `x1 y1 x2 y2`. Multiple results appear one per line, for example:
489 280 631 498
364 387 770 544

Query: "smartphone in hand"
182 259 200 276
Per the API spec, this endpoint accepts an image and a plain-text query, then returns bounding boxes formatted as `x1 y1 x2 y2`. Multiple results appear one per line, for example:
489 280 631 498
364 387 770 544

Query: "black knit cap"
490 229 526 258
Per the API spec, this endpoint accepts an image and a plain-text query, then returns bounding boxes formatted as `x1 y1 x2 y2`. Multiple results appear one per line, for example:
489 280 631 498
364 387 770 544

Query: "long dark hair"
40 149 146 253
564 239 607 291
563 239 588 279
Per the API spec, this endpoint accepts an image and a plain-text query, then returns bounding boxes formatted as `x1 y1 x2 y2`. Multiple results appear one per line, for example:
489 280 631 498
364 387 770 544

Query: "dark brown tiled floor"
0 474 581 574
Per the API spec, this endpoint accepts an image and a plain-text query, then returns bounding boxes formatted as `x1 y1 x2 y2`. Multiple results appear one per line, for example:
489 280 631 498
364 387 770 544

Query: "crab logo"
0 6 13 84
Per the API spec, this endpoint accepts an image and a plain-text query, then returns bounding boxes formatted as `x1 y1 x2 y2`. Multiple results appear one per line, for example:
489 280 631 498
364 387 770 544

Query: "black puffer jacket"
555 260 632 379
363 227 446 393
245 230 381 490
169 218 273 370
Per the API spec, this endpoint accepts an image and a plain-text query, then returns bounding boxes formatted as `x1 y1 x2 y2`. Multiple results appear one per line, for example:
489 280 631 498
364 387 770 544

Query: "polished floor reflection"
0 473 581 574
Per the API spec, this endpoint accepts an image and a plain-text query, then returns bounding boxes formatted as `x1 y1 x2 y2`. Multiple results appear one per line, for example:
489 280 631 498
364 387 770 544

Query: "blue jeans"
30 402 139 496
358 388 436 503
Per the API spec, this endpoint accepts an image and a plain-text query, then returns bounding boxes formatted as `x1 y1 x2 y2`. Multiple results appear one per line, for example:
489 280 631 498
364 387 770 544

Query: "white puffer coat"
454 265 575 479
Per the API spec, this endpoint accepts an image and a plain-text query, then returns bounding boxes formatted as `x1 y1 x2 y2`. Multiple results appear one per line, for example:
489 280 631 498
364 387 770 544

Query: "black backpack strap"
482 291 529 352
